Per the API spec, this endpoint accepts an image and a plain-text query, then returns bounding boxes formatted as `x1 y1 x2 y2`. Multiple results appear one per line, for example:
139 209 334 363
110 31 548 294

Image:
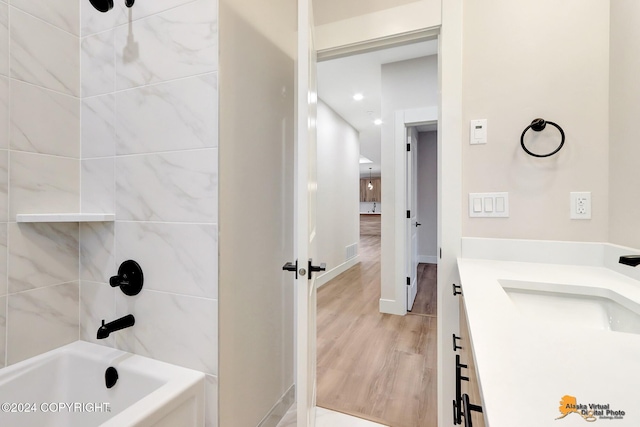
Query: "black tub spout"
97 314 135 339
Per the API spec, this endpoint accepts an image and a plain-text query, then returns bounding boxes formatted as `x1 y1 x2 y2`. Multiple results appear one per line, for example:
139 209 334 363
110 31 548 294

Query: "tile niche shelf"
16 213 115 223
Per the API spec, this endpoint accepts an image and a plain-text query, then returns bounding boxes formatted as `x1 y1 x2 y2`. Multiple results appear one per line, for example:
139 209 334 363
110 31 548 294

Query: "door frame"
313 5 463 423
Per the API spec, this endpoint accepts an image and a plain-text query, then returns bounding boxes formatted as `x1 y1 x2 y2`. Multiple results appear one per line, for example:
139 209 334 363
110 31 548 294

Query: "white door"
406 129 419 311
296 0 318 425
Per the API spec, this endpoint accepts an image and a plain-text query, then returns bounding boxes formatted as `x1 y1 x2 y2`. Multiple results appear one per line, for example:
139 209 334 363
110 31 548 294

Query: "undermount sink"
499 280 640 335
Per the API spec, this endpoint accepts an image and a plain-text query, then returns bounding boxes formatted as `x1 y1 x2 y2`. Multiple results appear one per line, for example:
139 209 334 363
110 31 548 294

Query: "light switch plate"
469 192 509 217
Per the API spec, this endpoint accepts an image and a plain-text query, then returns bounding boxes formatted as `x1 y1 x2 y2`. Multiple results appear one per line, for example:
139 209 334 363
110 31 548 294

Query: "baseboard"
256 384 295 427
418 255 438 264
316 255 360 288
379 298 406 315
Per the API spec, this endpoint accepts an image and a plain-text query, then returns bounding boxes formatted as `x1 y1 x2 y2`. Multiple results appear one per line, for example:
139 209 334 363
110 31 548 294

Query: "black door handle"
282 260 298 279
416 222 422 227
308 259 326 279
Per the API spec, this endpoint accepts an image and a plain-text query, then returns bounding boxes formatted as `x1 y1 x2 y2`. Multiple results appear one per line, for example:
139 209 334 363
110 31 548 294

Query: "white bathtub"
0 341 205 427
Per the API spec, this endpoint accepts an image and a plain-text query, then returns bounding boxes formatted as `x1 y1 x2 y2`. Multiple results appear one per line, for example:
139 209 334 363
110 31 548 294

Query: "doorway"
406 124 438 315
407 126 438 316
314 39 439 427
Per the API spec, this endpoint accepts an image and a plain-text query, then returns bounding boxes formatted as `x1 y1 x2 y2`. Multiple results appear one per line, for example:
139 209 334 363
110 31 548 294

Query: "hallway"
316 215 437 427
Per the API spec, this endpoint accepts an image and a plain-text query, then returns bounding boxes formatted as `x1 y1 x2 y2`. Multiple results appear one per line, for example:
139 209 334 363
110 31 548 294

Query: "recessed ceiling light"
374 119 383 125
353 93 364 101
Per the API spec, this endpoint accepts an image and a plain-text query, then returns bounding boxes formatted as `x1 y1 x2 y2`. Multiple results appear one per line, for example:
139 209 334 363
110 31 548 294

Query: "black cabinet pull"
463 393 483 427
453 284 462 296
453 334 462 351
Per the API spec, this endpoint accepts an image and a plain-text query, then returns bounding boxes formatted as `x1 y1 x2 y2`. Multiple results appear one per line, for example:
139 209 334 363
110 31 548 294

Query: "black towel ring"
520 118 565 158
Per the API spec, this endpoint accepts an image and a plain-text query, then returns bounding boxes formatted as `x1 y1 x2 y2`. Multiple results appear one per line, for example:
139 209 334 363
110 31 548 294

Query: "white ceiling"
317 40 438 178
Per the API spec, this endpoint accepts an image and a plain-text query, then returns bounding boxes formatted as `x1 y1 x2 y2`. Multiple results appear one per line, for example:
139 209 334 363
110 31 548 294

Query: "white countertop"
457 257 640 426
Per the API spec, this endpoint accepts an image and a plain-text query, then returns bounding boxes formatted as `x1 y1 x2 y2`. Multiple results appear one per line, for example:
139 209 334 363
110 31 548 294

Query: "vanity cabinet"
457 295 486 427
359 178 381 202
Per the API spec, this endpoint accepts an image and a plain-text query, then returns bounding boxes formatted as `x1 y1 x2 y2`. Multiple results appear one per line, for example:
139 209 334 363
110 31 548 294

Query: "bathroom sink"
499 280 640 335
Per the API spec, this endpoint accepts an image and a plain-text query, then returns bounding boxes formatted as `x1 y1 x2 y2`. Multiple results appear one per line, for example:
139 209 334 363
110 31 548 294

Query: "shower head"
90 0 134 12
90 0 114 13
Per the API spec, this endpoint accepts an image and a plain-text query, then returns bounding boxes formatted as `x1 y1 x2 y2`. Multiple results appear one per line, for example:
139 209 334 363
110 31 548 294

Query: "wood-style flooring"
316 216 437 427
409 263 437 317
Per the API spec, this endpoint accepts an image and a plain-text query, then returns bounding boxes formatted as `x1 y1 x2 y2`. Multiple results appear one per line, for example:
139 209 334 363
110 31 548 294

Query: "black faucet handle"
110 260 144 296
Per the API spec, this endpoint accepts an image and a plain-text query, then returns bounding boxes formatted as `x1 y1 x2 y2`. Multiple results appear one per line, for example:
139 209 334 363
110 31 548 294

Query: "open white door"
406 128 419 311
296 0 319 425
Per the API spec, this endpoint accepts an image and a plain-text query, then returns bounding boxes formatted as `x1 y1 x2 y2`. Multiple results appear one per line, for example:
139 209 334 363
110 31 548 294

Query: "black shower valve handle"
109 274 129 287
110 260 144 296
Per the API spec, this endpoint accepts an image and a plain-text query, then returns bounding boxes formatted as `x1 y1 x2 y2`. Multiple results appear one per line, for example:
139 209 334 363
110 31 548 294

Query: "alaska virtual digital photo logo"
556 395 626 422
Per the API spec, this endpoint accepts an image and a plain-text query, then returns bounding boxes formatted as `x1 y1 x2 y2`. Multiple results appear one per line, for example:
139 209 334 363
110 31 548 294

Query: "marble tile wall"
78 1 219 426
0 3 219 424
0 1 81 368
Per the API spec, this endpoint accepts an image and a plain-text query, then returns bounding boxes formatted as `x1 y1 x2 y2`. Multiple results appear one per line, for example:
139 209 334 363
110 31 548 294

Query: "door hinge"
440 247 442 259
406 143 410 152
406 210 410 219
407 277 410 286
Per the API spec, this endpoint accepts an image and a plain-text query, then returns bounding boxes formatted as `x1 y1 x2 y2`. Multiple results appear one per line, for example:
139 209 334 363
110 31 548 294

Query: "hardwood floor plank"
410 263 437 316
316 218 437 427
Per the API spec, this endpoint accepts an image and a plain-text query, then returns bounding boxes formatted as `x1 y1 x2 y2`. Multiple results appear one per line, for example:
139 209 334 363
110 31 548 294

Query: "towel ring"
520 118 565 158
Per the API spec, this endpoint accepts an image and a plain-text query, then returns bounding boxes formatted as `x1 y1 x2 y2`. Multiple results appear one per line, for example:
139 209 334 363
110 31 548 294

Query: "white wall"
461 0 610 243
417 131 437 263
219 1 295 426
609 1 640 249
317 100 360 285
380 55 438 313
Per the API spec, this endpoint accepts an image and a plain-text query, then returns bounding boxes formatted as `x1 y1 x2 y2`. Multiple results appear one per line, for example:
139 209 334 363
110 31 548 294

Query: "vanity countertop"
457 257 640 426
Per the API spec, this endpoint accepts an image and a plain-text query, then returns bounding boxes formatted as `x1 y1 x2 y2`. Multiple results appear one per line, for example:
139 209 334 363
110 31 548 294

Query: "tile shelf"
16 213 115 223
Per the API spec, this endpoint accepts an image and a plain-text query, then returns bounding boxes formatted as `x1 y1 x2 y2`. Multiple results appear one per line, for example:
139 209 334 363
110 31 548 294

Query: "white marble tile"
11 0 80 35
0 295 5 368
81 30 115 97
10 80 80 157
9 152 80 218
10 8 79 96
116 73 218 154
81 1 126 37
7 282 79 365
80 222 115 283
0 5 8 77
82 94 116 158
8 222 79 293
116 222 217 298
80 280 116 347
116 149 217 223
115 290 217 374
115 0 218 89
81 0 198 37
0 77 9 149
0 150 8 221
81 158 115 213
205 374 218 427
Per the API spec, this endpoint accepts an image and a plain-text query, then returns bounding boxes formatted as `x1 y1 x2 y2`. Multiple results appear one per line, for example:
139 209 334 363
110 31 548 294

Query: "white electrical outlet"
570 192 591 219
